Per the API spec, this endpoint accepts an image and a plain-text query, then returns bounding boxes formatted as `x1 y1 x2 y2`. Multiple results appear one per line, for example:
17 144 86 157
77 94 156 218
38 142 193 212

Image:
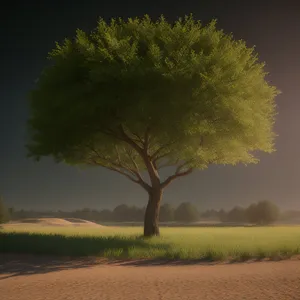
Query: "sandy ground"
6 218 104 227
1 255 300 300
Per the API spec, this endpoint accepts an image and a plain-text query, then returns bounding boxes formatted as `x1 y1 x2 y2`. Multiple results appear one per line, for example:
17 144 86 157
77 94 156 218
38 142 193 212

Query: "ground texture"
6 218 103 227
1 255 300 300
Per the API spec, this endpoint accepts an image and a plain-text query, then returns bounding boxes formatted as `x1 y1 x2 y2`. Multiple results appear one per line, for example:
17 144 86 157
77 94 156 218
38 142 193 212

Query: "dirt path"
1 256 300 300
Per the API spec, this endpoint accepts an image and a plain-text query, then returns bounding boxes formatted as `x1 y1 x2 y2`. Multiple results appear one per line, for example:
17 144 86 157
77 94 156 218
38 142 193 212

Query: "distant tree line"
0 197 11 224
2 199 298 226
5 202 200 224
218 201 280 225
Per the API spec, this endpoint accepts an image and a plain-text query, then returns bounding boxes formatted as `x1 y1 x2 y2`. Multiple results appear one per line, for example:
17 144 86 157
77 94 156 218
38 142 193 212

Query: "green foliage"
113 204 144 222
174 202 199 222
0 197 9 224
226 206 247 223
2 226 300 261
217 201 280 225
113 204 131 221
246 200 280 225
27 15 279 174
246 203 259 224
159 203 175 222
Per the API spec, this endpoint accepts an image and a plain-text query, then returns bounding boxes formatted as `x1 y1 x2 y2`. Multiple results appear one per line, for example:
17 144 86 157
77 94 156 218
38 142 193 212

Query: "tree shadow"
106 256 291 267
1 253 295 280
0 232 155 256
0 255 277 279
0 232 170 279
1 232 294 278
106 258 222 267
0 254 110 280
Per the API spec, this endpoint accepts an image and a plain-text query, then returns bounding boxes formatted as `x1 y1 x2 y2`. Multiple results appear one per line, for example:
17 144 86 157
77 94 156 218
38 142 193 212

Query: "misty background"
1 1 299 211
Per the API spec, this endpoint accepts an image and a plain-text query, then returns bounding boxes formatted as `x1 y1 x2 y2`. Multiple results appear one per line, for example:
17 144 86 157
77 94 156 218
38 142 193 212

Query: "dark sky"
1 1 300 211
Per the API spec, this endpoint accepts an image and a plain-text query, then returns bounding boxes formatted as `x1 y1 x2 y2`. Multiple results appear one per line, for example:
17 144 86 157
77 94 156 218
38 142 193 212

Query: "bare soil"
1 255 299 300
6 218 103 227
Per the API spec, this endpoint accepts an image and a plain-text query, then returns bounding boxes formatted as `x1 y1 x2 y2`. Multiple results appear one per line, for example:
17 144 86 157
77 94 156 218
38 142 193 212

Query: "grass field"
1 225 300 261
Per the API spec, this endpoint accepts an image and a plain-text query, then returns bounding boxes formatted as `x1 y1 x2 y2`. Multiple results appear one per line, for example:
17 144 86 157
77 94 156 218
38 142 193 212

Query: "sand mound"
9 218 103 227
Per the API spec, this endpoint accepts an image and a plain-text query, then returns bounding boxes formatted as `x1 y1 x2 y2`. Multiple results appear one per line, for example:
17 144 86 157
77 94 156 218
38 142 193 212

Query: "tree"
226 206 246 223
201 209 218 219
245 203 258 224
174 202 199 222
246 201 279 225
0 197 9 224
27 15 279 236
218 209 227 222
113 204 144 222
113 204 131 222
98 209 113 222
159 203 175 222
8 207 14 219
128 205 145 222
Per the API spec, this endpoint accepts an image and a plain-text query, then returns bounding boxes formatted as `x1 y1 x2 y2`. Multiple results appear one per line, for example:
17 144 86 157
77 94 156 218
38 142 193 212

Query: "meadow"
1 225 300 262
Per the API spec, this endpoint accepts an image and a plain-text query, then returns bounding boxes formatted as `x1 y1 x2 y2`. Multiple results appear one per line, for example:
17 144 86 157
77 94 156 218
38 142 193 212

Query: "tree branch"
106 165 140 184
160 167 193 189
151 147 170 162
153 151 172 163
156 160 173 169
118 125 162 186
144 127 150 150
96 128 125 142
84 143 151 192
91 125 143 147
86 144 135 175
150 141 177 162
160 159 194 188
130 132 144 147
118 125 144 154
88 156 151 192
123 146 148 185
158 137 205 187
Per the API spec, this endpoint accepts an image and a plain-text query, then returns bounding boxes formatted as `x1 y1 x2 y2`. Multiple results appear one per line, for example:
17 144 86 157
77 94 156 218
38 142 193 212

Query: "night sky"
1 1 300 211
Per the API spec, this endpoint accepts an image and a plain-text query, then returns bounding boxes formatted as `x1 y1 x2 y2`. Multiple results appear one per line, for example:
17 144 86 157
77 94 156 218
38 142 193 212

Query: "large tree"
27 15 279 236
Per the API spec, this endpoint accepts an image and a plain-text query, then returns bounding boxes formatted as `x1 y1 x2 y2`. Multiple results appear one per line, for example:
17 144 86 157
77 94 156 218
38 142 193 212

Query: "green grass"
1 225 300 262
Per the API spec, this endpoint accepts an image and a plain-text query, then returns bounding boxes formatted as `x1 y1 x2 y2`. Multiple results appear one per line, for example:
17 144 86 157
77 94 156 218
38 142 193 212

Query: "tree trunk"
144 187 163 237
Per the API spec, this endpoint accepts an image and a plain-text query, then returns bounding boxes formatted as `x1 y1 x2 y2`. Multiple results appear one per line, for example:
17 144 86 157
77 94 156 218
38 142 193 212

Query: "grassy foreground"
1 225 300 261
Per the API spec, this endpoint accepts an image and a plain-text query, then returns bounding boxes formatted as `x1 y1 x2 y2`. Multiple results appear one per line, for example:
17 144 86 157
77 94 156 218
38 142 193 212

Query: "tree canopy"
27 15 279 236
28 15 278 183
